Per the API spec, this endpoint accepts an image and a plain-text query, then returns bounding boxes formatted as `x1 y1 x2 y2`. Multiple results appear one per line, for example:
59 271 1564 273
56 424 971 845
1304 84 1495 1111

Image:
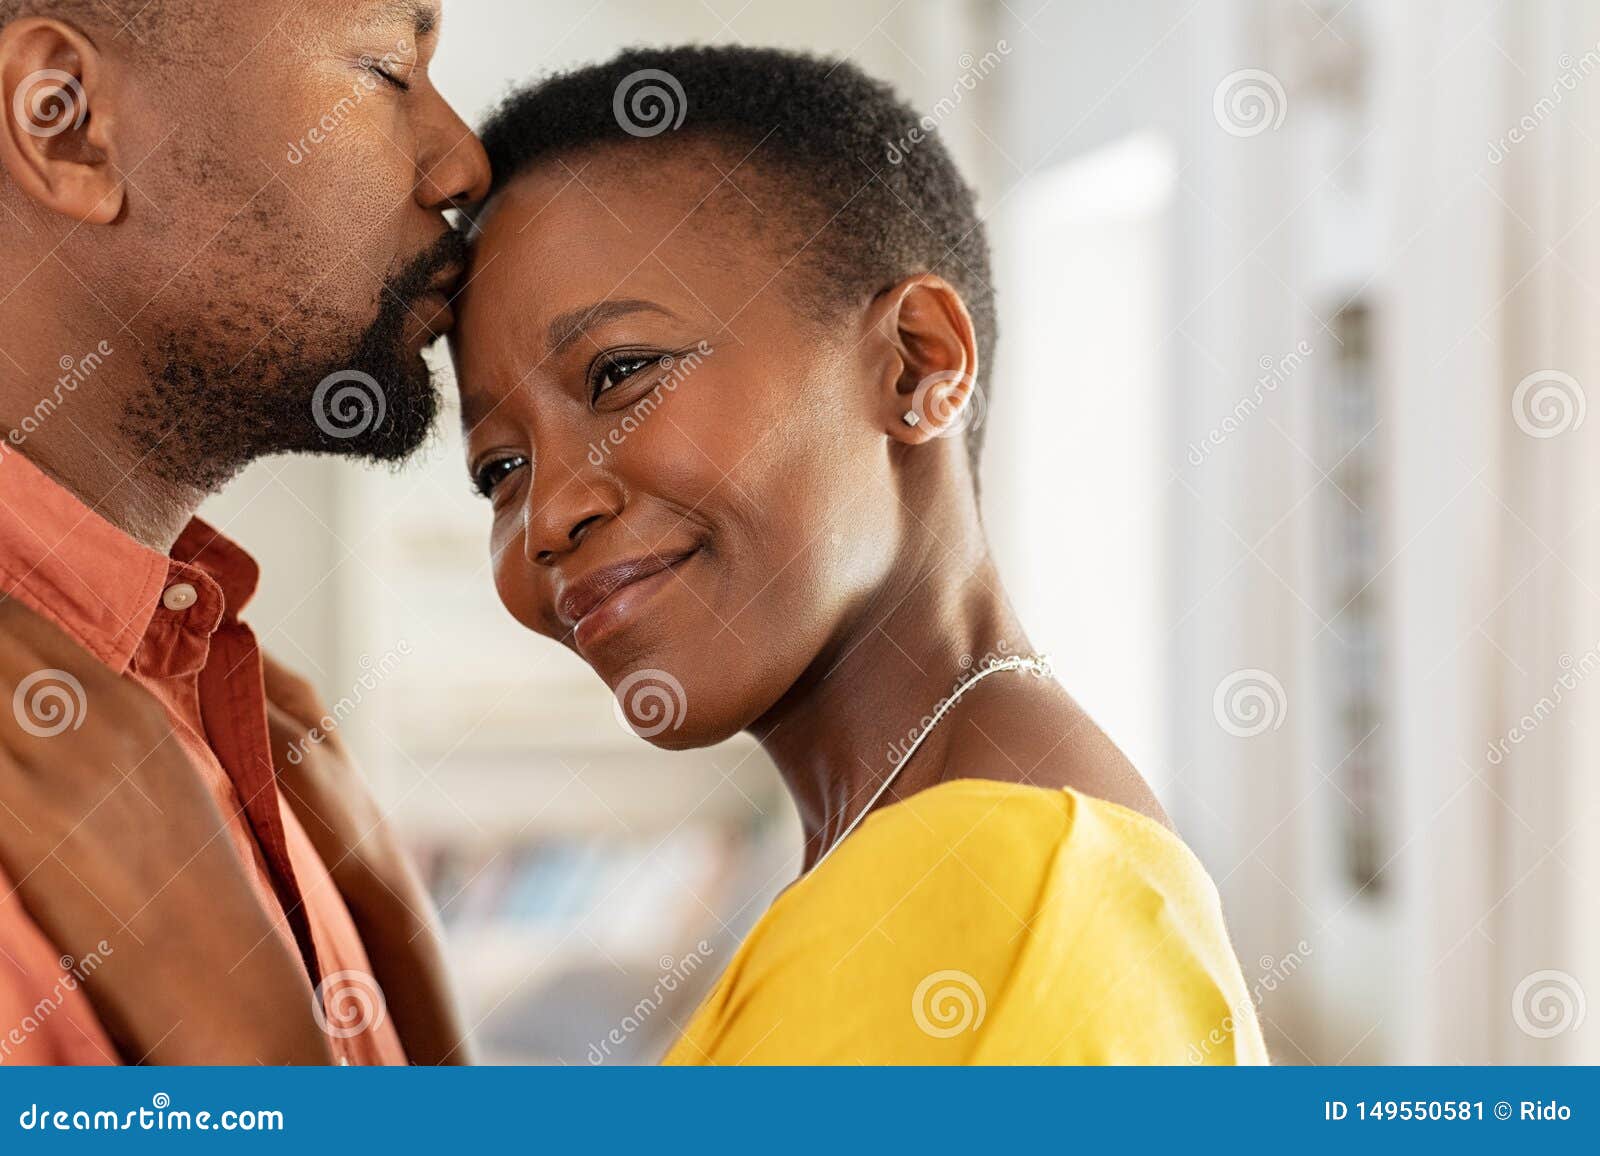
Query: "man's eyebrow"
363 0 440 39
545 299 679 355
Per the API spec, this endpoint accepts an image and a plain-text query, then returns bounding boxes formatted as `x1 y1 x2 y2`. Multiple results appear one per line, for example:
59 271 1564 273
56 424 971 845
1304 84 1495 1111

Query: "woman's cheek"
628 382 745 499
490 521 543 636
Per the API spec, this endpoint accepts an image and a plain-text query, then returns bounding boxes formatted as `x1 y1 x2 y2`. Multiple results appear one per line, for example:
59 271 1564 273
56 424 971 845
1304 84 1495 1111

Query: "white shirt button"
161 582 198 611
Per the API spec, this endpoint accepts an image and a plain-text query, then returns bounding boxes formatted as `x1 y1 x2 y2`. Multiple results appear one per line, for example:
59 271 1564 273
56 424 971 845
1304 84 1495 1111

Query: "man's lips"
411 262 465 337
556 548 701 637
428 263 465 297
414 290 455 337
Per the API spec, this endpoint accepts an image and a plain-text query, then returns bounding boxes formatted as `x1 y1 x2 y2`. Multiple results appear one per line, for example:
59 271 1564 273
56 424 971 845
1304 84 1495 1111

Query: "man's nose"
416 92 492 210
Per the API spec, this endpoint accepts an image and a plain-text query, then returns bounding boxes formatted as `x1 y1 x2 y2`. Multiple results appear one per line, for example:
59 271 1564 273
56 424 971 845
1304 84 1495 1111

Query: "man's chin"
301 360 442 465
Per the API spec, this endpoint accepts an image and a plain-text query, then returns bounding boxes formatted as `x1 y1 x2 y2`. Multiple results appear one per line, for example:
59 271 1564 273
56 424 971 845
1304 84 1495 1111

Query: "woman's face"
452 147 905 747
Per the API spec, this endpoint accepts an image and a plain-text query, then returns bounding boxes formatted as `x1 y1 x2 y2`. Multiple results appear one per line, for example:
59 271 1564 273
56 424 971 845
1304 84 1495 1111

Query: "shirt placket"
149 567 326 994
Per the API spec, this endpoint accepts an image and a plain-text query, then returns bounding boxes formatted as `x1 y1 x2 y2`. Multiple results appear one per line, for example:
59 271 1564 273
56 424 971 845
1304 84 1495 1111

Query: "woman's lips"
562 548 701 651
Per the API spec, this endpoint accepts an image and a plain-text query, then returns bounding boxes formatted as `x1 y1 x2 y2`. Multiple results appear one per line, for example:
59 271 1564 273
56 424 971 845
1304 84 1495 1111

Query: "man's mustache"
388 228 471 304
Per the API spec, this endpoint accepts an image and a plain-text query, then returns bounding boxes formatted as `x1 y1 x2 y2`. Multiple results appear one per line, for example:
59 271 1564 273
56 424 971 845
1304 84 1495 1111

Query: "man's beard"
124 230 469 492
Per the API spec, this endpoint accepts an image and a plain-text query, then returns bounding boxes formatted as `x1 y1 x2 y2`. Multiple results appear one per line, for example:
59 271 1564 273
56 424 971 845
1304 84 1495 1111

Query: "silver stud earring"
902 410 921 427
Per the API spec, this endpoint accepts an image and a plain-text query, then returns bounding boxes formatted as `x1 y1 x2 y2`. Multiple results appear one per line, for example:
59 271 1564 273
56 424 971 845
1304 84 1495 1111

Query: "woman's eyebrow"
544 299 679 355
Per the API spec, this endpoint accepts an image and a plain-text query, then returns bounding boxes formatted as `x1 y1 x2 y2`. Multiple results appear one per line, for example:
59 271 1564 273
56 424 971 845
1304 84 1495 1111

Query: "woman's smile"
556 544 704 654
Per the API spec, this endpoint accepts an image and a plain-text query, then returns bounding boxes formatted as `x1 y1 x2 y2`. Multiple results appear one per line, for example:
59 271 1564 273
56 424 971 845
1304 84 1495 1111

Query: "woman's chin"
597 638 808 753
605 664 744 751
633 725 733 753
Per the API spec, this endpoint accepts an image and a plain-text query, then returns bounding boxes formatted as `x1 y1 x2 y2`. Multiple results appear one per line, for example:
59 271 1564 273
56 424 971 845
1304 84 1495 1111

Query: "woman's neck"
752 549 1034 869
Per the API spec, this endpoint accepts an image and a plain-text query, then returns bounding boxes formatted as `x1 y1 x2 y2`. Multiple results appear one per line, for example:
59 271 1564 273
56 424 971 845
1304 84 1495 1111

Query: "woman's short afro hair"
474 44 998 474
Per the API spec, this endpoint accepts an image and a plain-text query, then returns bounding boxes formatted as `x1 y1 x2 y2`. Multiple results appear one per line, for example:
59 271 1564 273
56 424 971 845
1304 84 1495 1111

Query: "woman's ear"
869 274 981 446
0 18 124 225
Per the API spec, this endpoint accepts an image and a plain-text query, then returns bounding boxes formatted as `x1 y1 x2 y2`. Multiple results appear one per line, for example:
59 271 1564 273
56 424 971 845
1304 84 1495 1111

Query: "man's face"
91 0 490 485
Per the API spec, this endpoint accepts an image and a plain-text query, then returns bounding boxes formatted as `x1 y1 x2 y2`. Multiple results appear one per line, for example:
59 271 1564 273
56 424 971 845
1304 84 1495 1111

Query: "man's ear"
0 18 123 224
868 274 981 446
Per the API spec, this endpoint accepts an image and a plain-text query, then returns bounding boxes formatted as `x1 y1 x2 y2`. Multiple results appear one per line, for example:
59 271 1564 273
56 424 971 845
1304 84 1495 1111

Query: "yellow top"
663 779 1268 1065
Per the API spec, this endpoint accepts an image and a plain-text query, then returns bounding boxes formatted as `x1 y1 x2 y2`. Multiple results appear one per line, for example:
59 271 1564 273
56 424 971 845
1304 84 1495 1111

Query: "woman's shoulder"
825 776 1211 915
671 780 1267 1063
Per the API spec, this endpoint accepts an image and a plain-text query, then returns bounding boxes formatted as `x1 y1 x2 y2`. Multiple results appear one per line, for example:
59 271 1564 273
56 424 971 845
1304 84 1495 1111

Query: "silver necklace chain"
809 653 1053 872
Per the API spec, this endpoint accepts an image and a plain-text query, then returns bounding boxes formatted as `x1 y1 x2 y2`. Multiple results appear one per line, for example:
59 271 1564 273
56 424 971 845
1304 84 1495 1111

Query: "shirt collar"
0 448 259 674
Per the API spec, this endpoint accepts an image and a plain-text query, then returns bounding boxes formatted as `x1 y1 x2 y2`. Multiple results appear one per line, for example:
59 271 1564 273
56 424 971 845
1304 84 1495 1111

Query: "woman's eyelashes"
471 348 691 499
473 455 528 500
588 352 665 402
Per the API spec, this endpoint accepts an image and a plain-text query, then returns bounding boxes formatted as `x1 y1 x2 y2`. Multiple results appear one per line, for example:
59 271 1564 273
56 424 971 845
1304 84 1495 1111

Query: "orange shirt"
0 449 405 1066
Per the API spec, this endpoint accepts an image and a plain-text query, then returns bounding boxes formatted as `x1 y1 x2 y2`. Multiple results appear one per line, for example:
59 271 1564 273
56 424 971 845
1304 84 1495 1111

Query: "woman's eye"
591 355 657 400
473 456 527 499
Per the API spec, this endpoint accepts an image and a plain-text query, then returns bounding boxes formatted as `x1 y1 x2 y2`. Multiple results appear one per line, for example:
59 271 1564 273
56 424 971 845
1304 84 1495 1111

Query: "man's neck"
0 313 209 551
6 433 204 554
